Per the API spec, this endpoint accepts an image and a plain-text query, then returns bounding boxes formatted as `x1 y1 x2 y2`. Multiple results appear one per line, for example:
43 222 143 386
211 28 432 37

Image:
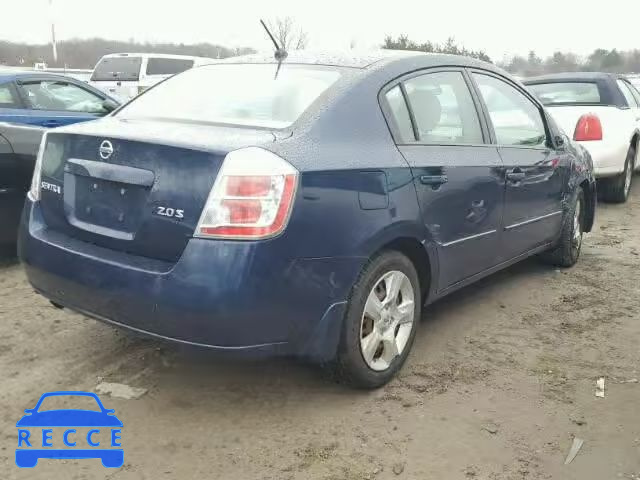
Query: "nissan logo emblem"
99 140 114 160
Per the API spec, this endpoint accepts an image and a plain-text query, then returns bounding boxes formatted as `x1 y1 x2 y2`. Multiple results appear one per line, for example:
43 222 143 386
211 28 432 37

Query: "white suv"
89 53 215 102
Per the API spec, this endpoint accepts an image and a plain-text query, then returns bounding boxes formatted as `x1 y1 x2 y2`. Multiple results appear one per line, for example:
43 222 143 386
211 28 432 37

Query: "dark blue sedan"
0 72 118 128
18 51 596 387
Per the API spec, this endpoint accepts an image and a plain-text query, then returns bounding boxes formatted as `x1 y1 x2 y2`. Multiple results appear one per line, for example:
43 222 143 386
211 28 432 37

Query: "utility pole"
49 0 58 64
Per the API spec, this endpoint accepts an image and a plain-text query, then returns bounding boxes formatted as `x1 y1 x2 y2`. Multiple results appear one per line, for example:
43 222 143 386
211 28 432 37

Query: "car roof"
524 72 621 84
218 49 495 71
99 52 215 61
0 70 84 83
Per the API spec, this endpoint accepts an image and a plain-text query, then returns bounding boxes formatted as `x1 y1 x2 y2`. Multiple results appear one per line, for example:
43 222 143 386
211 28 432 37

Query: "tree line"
0 17 306 69
382 35 492 63
382 35 640 76
3 30 640 77
0 38 255 69
502 49 640 76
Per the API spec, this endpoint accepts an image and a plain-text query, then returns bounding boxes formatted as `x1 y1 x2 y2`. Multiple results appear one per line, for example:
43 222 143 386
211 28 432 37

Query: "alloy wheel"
359 270 415 371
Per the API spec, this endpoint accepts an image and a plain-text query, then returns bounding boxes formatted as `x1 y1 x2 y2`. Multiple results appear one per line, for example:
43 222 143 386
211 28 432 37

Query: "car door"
469 71 566 261
382 69 505 290
0 81 29 124
15 78 109 128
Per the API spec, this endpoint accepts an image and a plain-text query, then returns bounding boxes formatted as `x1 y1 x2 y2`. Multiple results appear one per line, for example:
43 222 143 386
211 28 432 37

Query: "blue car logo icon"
16 391 123 468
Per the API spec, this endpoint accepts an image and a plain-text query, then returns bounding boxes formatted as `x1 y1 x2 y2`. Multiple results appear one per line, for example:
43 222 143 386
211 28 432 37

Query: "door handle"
506 170 526 182
42 120 60 128
419 174 448 186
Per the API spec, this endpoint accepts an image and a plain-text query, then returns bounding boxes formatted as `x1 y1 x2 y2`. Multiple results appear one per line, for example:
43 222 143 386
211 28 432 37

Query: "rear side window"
527 82 601 105
91 57 141 81
404 71 483 144
617 79 638 107
0 83 20 107
384 86 414 142
473 73 546 147
146 58 195 76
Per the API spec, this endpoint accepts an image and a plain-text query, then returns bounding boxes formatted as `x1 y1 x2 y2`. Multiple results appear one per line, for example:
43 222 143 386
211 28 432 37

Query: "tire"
600 144 634 203
331 251 421 389
539 189 584 268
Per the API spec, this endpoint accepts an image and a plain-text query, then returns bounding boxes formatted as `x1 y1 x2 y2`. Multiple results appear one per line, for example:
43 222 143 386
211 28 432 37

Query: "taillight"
195 147 298 239
573 114 603 141
27 133 49 201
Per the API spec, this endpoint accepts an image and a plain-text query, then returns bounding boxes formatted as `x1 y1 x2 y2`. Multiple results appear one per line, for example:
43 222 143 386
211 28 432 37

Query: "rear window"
146 58 194 76
527 82 601 106
91 56 142 81
117 64 342 128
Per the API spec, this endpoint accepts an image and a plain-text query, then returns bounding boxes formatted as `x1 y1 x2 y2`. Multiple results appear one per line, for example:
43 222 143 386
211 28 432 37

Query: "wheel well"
376 237 431 303
580 179 595 233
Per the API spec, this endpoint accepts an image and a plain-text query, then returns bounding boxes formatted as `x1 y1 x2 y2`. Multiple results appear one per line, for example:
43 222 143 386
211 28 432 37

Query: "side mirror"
102 99 119 113
554 134 567 149
24 409 34 414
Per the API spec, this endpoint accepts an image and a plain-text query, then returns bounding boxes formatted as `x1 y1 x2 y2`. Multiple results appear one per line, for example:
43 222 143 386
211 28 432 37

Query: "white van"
89 53 215 102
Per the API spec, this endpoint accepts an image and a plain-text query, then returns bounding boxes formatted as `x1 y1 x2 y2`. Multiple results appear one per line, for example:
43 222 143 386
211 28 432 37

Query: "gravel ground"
1 181 639 480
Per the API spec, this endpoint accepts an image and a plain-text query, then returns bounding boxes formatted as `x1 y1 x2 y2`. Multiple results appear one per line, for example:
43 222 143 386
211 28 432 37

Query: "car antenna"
260 19 288 79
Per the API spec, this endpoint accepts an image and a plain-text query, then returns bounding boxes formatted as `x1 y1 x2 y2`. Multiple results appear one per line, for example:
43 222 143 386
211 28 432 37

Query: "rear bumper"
19 200 364 361
577 140 627 178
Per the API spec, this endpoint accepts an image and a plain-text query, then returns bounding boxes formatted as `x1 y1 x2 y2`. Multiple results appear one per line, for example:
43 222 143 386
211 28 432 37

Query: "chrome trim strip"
504 210 563 231
441 229 497 247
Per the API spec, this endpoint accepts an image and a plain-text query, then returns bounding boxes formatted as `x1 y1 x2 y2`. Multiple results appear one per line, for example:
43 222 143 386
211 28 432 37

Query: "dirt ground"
1 182 639 480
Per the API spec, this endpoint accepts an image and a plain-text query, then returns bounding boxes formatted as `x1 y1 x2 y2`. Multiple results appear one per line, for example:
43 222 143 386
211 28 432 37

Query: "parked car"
89 53 216 102
1 123 45 249
0 72 119 128
19 51 596 388
524 73 640 203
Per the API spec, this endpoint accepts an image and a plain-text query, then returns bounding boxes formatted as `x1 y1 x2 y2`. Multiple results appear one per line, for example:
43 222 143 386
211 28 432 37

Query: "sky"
4 0 640 62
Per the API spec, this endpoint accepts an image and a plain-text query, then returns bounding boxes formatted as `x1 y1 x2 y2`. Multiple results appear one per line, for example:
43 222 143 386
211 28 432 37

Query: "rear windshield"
91 56 142 81
116 63 342 128
527 82 602 106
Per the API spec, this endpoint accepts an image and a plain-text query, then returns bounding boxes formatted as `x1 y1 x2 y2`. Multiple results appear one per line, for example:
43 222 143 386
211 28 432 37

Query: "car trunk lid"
39 118 276 262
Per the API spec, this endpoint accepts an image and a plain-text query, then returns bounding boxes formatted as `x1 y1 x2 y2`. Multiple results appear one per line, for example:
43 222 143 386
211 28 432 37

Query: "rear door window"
146 58 195 76
403 71 483 144
91 57 141 81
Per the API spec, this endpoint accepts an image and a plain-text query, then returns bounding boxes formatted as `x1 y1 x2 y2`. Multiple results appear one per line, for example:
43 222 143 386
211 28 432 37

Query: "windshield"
36 395 102 412
527 82 602 105
91 56 142 81
116 64 343 128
